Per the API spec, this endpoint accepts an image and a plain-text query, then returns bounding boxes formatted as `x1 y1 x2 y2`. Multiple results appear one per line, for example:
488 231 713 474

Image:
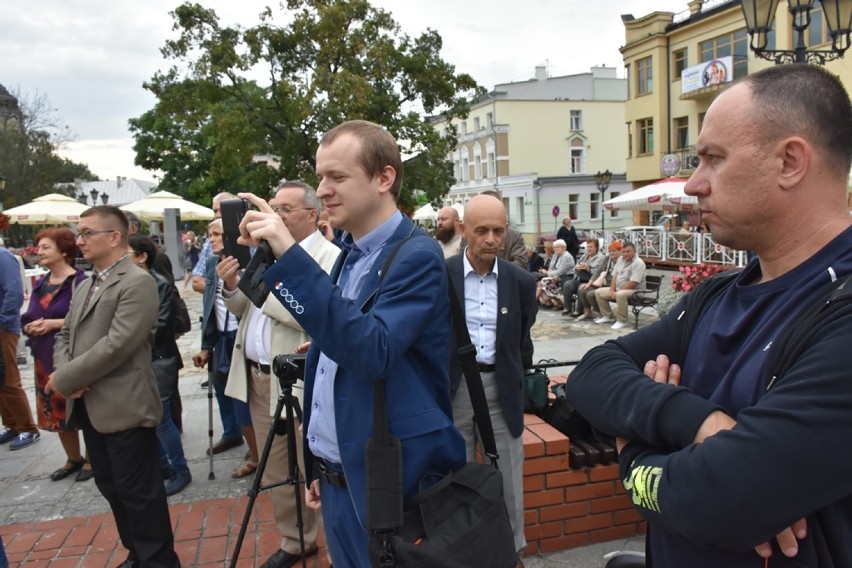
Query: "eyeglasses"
271 206 314 215
75 229 116 240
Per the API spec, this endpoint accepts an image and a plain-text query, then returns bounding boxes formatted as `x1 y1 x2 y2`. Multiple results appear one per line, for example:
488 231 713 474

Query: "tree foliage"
130 0 480 209
0 89 99 209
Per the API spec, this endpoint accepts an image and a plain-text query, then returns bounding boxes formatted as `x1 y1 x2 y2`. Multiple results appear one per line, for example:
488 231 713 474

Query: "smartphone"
219 198 252 268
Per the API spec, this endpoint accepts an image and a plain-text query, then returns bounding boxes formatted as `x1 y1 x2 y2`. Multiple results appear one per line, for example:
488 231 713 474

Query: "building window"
626 122 633 158
590 193 600 219
461 121 467 135
807 6 827 46
625 63 631 99
609 192 621 217
636 56 652 96
486 112 493 128
638 118 654 156
516 197 525 224
700 30 749 80
474 155 482 180
454 160 460 182
698 112 706 133
568 194 579 220
673 48 688 80
674 117 689 150
570 110 583 131
474 117 480 131
462 158 469 181
487 152 496 178
570 147 584 174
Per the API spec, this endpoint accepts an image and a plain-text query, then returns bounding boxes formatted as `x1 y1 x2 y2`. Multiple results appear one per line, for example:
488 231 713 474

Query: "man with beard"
435 206 462 258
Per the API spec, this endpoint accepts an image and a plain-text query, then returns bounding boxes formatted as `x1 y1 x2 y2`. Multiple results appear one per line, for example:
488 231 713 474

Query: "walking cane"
206 361 215 480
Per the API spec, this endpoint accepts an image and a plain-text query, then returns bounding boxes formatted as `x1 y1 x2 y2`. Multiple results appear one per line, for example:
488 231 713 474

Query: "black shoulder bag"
365 246 517 568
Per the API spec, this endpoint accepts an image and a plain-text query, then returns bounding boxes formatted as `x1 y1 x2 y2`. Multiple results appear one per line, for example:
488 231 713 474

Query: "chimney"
535 65 548 81
116 176 123 188
74 178 83 192
688 0 703 16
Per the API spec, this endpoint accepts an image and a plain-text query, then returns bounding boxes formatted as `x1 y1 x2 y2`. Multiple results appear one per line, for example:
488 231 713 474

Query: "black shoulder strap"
766 273 852 386
678 269 741 357
447 276 500 467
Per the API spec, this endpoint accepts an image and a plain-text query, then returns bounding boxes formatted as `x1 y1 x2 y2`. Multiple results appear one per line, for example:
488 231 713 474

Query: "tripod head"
273 353 306 390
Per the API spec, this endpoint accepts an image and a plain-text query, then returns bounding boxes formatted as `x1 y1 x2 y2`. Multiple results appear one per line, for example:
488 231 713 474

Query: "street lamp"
77 192 88 205
90 188 100 205
101 193 109 205
594 170 612 232
741 0 852 64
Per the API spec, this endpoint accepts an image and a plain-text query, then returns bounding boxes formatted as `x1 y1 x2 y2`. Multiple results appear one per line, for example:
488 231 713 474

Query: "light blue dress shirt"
462 249 499 365
307 211 404 464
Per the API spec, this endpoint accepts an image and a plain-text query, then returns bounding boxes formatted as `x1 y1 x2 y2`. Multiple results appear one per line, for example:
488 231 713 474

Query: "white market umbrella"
4 193 90 224
603 177 694 211
412 203 436 221
120 190 214 222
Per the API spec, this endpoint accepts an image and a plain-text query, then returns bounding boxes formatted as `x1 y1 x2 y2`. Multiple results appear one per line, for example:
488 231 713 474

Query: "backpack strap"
765 272 852 388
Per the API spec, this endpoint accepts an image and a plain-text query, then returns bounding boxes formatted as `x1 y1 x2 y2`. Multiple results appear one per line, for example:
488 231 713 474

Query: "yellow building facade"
433 67 634 241
622 0 852 223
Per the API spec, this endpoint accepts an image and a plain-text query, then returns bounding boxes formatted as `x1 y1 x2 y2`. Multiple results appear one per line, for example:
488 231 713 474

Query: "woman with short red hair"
21 227 89 481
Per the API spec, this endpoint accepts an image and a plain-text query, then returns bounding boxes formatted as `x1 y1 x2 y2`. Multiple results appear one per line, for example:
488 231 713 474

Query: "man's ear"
777 136 810 191
376 165 396 195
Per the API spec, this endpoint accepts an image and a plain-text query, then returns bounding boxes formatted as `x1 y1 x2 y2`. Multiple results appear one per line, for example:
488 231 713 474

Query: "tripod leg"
207 370 215 481
229 391 290 568
284 391 308 568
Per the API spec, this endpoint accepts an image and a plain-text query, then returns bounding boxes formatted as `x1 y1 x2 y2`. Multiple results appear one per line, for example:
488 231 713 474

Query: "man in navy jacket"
566 65 852 567
239 120 465 568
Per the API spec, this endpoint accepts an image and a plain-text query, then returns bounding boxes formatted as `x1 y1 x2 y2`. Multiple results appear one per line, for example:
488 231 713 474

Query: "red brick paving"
0 493 331 567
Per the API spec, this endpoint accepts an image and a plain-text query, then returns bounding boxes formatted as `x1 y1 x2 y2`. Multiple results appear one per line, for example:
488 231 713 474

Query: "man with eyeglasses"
217 180 339 567
48 205 179 568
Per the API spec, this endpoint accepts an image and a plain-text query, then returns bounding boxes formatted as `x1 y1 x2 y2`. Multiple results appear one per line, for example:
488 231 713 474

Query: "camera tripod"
228 374 309 568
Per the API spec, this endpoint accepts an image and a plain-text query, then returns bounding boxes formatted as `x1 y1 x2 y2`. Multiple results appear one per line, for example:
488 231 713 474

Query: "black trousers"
77 400 180 567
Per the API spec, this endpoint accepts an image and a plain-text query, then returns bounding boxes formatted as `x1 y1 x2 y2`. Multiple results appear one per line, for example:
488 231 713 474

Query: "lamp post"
594 170 612 233
741 0 852 64
77 192 87 205
101 193 109 205
90 188 100 205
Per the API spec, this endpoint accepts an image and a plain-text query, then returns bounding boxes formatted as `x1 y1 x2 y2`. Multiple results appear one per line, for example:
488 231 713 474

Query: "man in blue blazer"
239 120 465 568
447 194 537 559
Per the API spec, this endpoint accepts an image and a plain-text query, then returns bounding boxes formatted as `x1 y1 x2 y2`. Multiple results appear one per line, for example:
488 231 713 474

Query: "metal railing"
592 228 747 267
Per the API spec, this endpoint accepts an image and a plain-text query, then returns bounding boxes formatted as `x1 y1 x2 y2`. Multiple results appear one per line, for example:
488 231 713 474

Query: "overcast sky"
1 0 689 183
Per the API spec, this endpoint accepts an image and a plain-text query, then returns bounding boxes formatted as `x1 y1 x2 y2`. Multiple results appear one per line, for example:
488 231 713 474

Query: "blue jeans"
157 399 188 474
211 351 242 440
0 533 8 568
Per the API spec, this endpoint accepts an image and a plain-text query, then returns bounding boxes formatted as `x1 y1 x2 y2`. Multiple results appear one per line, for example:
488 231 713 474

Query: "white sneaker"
575 314 590 321
594 316 614 324
611 321 630 330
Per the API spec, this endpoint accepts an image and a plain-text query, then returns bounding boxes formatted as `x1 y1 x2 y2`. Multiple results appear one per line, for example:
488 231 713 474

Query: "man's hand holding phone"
236 192 296 258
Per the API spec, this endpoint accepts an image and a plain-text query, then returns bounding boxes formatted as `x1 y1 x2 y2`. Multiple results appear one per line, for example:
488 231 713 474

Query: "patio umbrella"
412 203 436 221
3 193 89 224
603 177 691 211
120 190 214 222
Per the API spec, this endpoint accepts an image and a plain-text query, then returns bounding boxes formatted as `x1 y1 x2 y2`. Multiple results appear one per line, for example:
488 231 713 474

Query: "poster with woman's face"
702 59 728 86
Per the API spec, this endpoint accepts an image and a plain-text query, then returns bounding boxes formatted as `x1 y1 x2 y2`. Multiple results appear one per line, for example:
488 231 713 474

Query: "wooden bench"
629 275 663 329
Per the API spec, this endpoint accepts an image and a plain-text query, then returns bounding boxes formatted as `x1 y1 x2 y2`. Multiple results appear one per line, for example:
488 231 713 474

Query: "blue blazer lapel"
354 216 418 310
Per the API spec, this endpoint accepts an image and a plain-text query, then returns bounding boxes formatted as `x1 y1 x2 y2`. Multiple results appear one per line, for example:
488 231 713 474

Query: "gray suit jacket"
447 255 537 438
53 256 163 433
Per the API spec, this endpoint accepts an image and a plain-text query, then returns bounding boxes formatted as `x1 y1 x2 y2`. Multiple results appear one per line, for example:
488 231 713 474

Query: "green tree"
131 0 480 209
0 88 98 208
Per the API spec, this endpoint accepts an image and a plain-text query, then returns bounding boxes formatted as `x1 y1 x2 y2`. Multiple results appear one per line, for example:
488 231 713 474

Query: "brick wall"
522 414 645 557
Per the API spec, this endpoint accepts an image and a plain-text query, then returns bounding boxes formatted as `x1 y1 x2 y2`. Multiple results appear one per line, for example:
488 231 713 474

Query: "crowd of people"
2 64 852 568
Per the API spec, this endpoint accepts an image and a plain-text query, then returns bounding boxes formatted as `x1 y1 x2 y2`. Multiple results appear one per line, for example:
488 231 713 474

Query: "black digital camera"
272 353 307 389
